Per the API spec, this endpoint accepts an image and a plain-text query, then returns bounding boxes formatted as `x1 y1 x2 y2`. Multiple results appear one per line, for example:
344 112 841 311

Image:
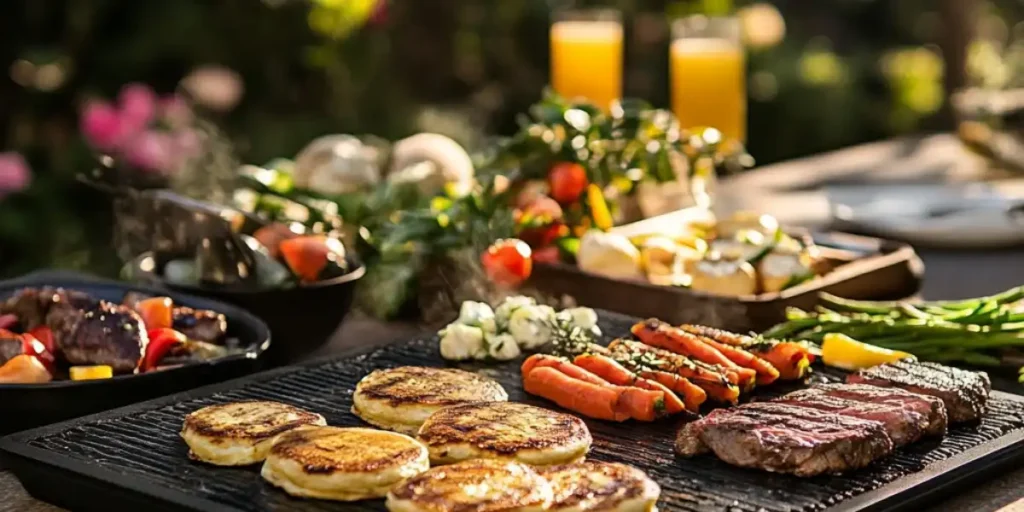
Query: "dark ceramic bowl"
128 252 364 366
0 271 270 435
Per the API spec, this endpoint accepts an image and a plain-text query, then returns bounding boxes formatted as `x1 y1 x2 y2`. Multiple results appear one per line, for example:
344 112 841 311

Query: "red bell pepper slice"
27 326 55 355
142 328 187 371
20 333 55 374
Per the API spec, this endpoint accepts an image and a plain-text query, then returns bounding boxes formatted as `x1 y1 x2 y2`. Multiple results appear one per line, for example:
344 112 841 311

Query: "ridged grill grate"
17 312 1024 511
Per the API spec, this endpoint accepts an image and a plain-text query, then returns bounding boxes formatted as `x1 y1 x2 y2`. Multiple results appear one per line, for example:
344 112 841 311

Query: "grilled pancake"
181 401 326 466
416 402 592 466
352 366 508 435
386 459 553 512
540 461 661 512
261 426 429 501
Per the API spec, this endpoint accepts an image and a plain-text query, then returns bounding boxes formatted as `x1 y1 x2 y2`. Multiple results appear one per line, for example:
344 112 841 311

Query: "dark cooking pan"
0 270 270 435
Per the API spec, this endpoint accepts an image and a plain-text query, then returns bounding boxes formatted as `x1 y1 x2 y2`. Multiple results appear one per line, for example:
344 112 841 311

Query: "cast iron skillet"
0 270 270 435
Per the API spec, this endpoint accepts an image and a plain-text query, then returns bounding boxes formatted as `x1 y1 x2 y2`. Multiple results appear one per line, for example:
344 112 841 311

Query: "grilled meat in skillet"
55 302 149 373
847 361 990 423
676 401 894 476
776 384 945 446
2 287 97 330
172 307 227 343
805 383 948 437
0 332 23 365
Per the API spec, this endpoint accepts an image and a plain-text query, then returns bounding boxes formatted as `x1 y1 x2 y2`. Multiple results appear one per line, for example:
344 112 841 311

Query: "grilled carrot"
695 336 780 385
678 324 813 380
631 319 758 390
522 355 669 421
523 366 627 421
636 369 707 412
608 340 741 404
574 354 687 415
522 354 609 385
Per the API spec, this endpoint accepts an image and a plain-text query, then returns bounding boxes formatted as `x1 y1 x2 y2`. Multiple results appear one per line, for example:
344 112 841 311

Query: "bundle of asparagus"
763 287 1024 381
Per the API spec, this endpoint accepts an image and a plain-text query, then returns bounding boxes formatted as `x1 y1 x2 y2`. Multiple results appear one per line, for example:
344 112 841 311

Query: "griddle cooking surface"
4 312 1024 512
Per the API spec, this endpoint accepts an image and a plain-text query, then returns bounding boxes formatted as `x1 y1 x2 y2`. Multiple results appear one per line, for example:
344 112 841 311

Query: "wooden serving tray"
528 208 924 332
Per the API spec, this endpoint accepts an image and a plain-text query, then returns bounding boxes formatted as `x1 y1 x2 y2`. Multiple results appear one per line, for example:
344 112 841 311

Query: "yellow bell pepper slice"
70 365 114 381
586 184 613 231
821 333 914 371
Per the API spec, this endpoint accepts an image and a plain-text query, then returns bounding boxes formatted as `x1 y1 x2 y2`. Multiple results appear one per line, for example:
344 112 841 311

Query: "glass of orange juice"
550 9 623 110
670 16 746 144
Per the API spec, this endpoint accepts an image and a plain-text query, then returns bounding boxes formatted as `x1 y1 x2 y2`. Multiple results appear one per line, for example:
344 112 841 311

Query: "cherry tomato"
481 239 533 287
521 196 563 223
519 222 569 248
548 162 589 204
531 245 561 264
253 222 300 259
280 235 346 283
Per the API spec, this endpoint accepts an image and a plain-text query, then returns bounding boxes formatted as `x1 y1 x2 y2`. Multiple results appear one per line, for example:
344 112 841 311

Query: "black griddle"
2 311 1024 512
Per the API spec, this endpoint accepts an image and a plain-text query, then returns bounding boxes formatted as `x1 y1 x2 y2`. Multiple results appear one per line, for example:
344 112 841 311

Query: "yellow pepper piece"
70 365 114 381
586 184 613 230
821 333 914 371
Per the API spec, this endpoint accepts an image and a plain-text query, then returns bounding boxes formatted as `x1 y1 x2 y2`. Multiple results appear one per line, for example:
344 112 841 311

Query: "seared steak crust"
847 361 989 423
676 402 893 477
56 302 148 373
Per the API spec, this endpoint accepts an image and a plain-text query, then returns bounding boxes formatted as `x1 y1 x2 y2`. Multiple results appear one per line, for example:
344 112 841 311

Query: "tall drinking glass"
550 9 623 110
670 16 746 144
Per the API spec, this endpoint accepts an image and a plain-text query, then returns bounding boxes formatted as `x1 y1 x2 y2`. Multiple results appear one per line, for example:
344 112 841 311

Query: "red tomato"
481 239 533 287
531 245 561 264
548 162 589 204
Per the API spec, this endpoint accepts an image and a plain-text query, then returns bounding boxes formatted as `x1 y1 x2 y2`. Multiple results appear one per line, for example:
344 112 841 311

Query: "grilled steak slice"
809 383 947 437
55 302 149 373
172 307 226 343
847 361 989 423
0 333 24 365
675 402 893 476
777 387 929 446
2 287 96 330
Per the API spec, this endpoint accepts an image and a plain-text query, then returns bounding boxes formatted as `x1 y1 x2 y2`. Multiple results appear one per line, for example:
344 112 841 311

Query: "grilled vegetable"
279 235 348 283
70 365 114 381
821 333 914 371
631 319 757 391
135 297 174 330
0 355 52 384
573 353 687 414
142 328 187 372
679 324 814 380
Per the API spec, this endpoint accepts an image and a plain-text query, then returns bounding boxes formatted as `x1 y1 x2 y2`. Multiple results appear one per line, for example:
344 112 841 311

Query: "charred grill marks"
847 361 989 423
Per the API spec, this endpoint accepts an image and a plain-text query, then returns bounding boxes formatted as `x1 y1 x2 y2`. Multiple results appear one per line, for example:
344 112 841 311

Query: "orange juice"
670 38 746 143
550 20 623 110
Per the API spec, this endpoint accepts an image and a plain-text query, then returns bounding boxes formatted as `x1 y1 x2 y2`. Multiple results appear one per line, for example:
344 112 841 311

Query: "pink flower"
118 83 157 133
80 100 124 151
124 130 176 173
0 152 31 195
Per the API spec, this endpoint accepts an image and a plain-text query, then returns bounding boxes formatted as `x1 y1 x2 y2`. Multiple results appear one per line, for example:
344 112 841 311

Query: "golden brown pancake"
261 426 429 501
181 401 326 466
352 366 508 434
539 461 661 511
416 401 592 466
386 459 553 512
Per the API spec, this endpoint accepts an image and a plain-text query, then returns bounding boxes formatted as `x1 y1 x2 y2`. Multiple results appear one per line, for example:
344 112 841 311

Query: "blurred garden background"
0 0 1022 277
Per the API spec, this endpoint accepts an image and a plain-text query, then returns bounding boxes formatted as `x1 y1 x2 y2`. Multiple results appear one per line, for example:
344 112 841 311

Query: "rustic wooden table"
3 134 1023 511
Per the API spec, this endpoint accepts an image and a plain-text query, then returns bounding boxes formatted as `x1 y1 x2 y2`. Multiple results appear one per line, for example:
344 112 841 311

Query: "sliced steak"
56 302 149 373
675 402 893 477
810 383 947 437
777 386 930 446
847 361 989 423
2 287 96 330
172 307 226 343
